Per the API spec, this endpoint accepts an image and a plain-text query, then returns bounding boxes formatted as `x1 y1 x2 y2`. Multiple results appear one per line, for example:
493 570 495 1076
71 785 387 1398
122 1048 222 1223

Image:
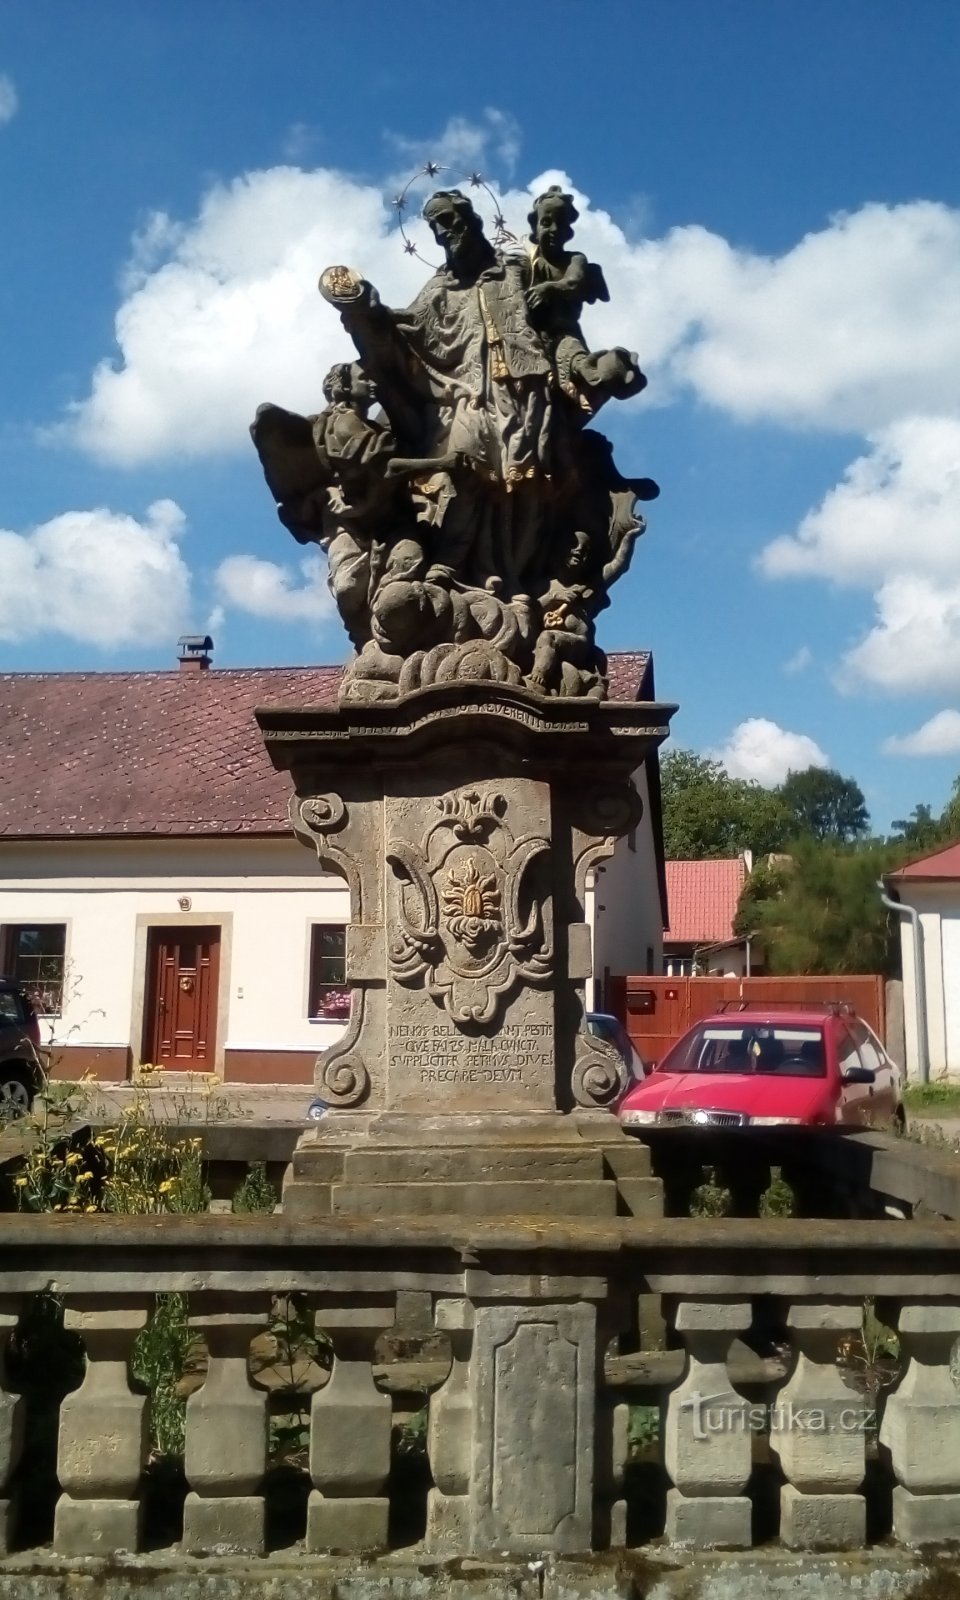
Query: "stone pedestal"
257 684 674 1220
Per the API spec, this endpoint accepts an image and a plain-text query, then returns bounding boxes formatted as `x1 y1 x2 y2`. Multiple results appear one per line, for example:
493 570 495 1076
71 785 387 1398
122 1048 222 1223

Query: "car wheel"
0 1066 34 1119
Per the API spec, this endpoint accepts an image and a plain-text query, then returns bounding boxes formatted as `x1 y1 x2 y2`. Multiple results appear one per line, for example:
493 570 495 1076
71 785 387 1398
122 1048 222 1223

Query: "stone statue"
251 182 658 702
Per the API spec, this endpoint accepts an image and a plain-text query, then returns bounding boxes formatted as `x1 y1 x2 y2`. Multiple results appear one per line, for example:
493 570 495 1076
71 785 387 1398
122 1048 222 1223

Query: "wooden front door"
144 926 220 1071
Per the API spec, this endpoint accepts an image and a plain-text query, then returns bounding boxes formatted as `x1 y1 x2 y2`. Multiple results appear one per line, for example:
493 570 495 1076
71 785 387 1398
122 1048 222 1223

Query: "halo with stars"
390 163 520 268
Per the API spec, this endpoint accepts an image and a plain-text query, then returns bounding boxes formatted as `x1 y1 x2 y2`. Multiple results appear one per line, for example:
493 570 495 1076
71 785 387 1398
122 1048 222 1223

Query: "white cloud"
784 645 813 675
386 109 522 182
760 418 960 696
884 710 960 757
56 145 960 469
0 75 17 126
53 166 429 465
761 417 960 587
214 550 332 623
710 718 829 786
0 500 191 648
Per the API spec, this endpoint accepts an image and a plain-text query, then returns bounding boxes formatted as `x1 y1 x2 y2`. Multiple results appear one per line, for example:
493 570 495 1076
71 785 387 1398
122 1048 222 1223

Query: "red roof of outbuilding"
664 857 747 944
0 653 652 839
888 841 960 881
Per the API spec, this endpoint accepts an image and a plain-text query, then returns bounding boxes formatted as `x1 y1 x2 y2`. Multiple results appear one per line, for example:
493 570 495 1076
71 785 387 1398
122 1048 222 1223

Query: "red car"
617 1002 905 1132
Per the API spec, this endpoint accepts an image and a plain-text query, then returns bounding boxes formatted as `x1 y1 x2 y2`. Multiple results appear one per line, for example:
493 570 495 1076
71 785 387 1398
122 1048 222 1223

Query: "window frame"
1 922 67 1018
307 923 349 1022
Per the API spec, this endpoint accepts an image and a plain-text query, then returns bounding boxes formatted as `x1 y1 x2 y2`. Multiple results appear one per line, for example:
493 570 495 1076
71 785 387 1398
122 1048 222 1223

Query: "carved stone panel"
383 776 556 1113
470 1302 595 1554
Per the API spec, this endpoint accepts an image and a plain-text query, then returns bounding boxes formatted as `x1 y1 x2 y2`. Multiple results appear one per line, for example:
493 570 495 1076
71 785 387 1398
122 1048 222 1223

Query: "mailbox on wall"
629 989 656 1015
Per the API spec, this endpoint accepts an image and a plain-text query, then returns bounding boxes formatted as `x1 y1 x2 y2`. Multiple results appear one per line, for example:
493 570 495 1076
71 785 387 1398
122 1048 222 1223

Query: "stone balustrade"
0 1213 959 1558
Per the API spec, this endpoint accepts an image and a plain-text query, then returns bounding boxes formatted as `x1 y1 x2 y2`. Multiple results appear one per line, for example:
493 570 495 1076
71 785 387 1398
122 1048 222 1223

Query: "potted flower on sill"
315 988 352 1021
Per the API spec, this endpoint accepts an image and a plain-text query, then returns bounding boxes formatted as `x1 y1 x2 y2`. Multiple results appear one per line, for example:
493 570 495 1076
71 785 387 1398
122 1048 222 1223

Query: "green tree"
660 749 790 859
889 803 942 853
733 836 899 976
778 767 869 843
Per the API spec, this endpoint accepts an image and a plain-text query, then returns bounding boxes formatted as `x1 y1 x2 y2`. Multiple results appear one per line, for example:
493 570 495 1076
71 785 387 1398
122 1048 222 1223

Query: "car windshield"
657 1024 827 1078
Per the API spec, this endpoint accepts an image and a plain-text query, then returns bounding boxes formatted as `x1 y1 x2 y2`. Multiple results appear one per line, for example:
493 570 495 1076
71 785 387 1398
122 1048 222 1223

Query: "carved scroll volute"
571 1030 629 1110
289 788 383 1110
569 779 645 905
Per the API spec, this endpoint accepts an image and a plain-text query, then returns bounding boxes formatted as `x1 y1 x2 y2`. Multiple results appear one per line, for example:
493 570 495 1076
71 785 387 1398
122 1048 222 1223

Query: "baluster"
771 1301 866 1548
424 1297 473 1553
880 1302 960 1545
664 1299 752 1548
595 1296 635 1548
0 1299 24 1554
183 1294 269 1555
307 1299 394 1553
53 1297 150 1556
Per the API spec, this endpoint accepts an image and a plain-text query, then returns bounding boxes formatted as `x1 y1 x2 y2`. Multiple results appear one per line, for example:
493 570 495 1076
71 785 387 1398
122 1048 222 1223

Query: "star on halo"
423 161 441 178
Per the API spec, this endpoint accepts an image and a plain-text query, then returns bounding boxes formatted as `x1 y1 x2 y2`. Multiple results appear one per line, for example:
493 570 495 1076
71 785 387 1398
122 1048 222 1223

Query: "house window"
3 924 66 1015
663 954 694 978
309 925 349 1021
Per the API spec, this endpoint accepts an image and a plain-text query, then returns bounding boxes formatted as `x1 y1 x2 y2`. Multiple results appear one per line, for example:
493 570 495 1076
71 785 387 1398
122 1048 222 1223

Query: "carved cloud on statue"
251 179 658 703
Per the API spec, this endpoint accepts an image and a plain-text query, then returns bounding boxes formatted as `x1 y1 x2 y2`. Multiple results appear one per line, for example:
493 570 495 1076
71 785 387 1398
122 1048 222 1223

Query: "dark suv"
0 977 45 1115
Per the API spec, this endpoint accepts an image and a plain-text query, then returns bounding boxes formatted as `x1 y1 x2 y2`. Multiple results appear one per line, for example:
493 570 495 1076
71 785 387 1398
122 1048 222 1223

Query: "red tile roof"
0 653 651 839
664 858 747 945
888 841 960 881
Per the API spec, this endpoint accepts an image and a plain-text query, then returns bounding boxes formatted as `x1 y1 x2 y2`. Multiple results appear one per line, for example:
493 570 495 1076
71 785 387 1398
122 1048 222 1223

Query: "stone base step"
291 1138 652 1185
331 1178 619 1219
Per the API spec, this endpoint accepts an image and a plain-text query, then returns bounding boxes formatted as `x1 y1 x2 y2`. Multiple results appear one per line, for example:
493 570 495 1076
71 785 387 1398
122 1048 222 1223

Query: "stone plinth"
257 683 675 1220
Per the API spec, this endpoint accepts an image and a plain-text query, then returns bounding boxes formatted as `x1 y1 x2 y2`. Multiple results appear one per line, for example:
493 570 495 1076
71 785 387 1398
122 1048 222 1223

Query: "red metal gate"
605 974 886 1067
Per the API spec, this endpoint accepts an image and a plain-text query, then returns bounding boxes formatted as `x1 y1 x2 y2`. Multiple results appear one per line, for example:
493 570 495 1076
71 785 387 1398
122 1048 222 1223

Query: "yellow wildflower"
13 1177 27 1188
65 1151 82 1165
158 1179 175 1194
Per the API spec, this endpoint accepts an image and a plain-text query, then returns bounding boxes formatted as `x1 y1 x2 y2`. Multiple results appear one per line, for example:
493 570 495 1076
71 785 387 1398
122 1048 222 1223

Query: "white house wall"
588 763 663 1008
894 882 960 1079
1 836 350 1081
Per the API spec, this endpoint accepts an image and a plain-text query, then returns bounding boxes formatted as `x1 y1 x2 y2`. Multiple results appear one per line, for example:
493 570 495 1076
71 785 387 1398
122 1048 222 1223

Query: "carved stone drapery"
387 786 552 1028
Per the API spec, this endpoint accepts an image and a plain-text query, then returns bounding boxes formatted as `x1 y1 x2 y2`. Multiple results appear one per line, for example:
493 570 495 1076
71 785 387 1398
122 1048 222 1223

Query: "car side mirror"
842 1066 876 1085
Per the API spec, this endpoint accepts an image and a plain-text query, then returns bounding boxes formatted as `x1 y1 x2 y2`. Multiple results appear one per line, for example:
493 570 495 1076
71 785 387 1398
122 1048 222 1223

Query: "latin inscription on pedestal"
389 1020 552 1091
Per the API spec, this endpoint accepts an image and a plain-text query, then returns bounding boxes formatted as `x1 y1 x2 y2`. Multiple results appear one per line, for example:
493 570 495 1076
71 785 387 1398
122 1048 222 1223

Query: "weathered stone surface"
308 1303 392 1552
615 1177 664 1216
425 1298 473 1554
0 1301 24 1557
471 1302 595 1554
665 1488 752 1548
664 1298 752 1551
343 1145 606 1182
891 1485 960 1545
183 1298 268 1556
53 1496 140 1556
880 1301 960 1497
306 1492 389 1553
780 1484 866 1550
54 1300 150 1555
181 1492 265 1555
332 1179 618 1219
771 1299 865 1545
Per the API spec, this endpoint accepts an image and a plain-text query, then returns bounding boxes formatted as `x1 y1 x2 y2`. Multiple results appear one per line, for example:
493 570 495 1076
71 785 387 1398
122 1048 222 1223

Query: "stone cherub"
526 185 644 416
251 359 423 649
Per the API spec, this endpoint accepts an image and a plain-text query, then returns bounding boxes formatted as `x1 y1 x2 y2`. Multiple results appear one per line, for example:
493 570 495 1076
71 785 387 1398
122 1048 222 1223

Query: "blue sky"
3 1 960 831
